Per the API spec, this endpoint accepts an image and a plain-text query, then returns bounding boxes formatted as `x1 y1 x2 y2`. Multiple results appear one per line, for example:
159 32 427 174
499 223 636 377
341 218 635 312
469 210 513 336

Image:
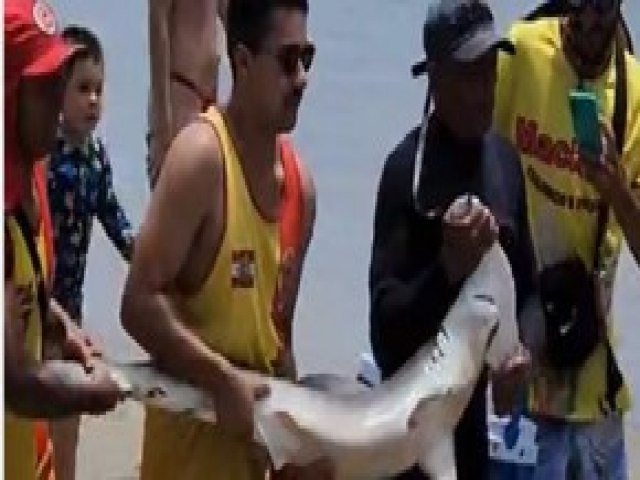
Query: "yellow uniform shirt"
4 214 49 480
495 18 640 421
140 107 282 480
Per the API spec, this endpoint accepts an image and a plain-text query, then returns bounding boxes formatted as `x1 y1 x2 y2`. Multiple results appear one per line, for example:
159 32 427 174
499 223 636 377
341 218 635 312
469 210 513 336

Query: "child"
46 25 134 480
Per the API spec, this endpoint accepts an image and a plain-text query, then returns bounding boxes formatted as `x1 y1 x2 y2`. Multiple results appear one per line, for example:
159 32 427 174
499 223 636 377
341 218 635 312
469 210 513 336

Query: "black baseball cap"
412 0 515 77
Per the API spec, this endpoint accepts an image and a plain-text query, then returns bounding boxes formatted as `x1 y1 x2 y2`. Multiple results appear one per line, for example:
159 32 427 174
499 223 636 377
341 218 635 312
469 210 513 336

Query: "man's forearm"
611 184 640 266
44 299 71 356
6 364 88 419
121 290 234 395
49 298 73 324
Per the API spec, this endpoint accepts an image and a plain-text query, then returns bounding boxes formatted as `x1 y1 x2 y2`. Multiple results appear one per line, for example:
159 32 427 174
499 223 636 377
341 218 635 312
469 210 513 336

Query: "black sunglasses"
567 0 619 14
268 43 316 77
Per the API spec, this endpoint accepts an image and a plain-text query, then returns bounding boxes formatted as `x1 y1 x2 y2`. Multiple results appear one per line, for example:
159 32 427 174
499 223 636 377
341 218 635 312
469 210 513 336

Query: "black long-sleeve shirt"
369 120 535 480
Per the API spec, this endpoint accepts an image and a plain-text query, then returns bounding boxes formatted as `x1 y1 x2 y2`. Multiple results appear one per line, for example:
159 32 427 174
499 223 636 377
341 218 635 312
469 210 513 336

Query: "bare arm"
169 0 220 131
123 121 229 389
121 121 267 438
148 0 172 162
47 298 102 366
610 181 640 265
581 125 640 266
5 283 119 418
276 158 316 380
148 0 222 183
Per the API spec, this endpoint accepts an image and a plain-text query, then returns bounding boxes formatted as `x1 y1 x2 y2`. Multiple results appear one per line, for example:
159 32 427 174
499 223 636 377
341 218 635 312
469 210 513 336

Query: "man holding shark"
369 0 536 478
121 0 334 478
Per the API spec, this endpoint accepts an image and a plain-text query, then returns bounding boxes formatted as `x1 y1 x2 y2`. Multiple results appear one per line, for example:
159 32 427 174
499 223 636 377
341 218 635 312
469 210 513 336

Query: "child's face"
62 57 104 139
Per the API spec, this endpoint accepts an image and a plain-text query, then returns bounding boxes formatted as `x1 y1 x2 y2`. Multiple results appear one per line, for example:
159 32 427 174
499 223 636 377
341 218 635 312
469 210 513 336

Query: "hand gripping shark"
46 201 520 479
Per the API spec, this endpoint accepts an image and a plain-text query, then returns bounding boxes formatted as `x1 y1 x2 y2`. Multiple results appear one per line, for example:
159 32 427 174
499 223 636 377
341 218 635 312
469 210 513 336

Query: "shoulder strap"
593 40 627 270
612 42 627 157
33 162 54 277
5 221 15 280
170 71 214 111
592 44 628 413
13 208 49 327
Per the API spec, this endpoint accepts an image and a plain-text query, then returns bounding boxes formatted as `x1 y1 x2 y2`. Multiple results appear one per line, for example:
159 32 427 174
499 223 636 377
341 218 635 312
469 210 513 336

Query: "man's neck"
224 97 278 173
223 96 283 221
429 114 484 151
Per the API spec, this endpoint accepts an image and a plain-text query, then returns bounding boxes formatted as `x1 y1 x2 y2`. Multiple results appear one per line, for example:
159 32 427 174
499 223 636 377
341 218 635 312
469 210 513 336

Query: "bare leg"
50 416 81 480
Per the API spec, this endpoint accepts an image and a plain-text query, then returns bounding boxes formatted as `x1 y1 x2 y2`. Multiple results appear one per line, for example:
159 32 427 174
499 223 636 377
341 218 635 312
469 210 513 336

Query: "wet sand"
76 403 142 480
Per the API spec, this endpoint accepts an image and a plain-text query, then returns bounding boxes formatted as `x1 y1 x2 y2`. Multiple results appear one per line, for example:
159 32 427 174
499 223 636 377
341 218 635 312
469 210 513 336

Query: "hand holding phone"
569 89 602 161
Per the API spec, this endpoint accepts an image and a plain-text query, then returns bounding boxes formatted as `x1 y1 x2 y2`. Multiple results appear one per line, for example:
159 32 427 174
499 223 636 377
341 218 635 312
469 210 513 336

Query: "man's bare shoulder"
135 120 223 279
162 120 222 185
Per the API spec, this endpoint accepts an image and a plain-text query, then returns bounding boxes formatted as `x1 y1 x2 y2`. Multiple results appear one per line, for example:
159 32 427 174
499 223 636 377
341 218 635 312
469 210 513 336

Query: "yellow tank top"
4 214 48 480
140 107 282 480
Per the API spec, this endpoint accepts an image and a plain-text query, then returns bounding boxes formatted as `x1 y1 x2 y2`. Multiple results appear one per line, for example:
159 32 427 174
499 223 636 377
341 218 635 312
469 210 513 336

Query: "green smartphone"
569 89 602 159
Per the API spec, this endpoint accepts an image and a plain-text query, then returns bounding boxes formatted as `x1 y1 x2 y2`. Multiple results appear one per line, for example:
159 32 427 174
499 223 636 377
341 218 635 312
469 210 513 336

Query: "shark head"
450 242 520 371
474 245 520 371
441 197 521 371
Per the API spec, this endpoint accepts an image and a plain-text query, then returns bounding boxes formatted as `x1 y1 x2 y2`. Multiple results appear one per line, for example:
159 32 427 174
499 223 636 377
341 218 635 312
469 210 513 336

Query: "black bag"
539 256 604 370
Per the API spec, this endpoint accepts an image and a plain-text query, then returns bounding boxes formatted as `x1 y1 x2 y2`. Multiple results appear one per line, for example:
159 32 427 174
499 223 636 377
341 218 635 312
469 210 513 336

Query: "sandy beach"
76 403 142 480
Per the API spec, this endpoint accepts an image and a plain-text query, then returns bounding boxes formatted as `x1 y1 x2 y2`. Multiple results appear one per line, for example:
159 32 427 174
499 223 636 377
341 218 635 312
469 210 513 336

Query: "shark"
47 236 519 480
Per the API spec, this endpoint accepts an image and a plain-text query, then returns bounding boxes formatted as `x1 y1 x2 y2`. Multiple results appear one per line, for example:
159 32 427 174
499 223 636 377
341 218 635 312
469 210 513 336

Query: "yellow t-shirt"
495 18 640 421
139 107 282 480
4 215 48 480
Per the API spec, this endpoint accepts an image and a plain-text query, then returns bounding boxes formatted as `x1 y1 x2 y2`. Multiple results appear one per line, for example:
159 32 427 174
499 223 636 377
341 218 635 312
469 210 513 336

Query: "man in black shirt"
369 1 535 478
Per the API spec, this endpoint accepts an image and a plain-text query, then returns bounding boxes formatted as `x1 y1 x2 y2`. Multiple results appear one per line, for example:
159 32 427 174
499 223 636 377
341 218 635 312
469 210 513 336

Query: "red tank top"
272 136 305 344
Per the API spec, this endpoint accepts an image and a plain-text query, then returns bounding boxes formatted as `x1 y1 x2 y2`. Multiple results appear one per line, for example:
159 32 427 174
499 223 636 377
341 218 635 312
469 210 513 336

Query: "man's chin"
278 115 298 134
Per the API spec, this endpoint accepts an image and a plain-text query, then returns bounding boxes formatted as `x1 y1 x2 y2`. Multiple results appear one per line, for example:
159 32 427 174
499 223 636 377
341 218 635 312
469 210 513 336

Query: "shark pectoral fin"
255 411 318 471
409 395 457 478
408 397 436 431
419 436 456 480
408 388 459 431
